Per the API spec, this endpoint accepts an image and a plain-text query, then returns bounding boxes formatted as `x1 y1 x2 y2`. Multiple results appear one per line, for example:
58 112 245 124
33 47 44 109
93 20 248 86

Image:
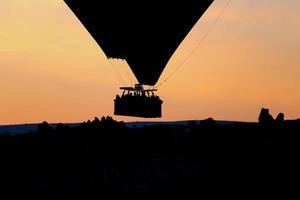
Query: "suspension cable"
109 59 126 86
121 60 134 85
155 0 232 89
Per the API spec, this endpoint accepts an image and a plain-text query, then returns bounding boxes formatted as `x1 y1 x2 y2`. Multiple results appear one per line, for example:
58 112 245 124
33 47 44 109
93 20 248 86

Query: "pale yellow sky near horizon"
1 0 300 125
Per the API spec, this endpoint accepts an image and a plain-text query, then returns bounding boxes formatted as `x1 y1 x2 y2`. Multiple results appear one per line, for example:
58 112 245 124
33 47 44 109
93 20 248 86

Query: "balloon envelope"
64 0 214 85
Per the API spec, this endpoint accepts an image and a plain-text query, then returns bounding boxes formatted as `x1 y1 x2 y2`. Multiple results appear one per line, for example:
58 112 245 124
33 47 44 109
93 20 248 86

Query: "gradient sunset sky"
1 0 300 125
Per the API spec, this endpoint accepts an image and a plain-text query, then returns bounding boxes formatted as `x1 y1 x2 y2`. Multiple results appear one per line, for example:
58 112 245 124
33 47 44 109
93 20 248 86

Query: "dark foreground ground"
0 116 300 194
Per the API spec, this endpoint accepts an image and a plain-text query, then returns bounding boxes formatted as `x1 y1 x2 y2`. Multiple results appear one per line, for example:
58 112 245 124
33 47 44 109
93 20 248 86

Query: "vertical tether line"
155 0 232 89
109 59 126 86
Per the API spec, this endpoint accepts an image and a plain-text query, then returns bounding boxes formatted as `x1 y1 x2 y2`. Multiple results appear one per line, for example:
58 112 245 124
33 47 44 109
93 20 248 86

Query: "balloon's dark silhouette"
64 0 214 118
64 0 214 85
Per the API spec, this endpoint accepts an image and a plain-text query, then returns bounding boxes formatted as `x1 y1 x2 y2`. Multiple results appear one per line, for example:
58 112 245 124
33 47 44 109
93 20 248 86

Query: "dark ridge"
1 111 300 195
0 120 250 135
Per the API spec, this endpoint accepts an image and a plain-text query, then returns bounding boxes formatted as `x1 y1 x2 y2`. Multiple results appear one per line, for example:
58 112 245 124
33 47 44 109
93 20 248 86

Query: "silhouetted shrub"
275 113 285 125
37 121 52 133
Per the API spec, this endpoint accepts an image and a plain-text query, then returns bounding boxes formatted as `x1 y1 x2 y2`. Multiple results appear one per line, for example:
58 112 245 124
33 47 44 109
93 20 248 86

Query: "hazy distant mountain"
125 120 242 128
0 123 79 135
0 120 246 135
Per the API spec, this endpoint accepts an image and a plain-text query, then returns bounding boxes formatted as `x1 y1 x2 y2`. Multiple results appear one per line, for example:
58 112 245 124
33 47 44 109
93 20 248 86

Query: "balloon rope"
109 59 126 86
121 60 135 85
155 0 232 89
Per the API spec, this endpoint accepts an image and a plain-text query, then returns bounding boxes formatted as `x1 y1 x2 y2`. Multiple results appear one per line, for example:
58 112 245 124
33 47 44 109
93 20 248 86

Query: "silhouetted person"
259 108 274 125
275 113 285 125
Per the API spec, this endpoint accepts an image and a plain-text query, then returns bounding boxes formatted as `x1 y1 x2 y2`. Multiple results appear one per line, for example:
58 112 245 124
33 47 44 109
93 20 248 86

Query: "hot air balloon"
64 0 214 118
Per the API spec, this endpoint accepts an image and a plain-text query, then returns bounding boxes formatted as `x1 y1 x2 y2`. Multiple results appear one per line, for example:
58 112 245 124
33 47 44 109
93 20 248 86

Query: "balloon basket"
114 85 163 118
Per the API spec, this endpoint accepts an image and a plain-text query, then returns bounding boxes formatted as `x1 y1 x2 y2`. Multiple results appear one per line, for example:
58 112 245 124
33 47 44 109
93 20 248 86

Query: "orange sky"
1 0 300 125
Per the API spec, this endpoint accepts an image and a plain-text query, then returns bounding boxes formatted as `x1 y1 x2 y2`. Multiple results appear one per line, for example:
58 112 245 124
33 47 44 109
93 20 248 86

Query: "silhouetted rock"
259 108 274 125
201 118 216 127
275 113 285 124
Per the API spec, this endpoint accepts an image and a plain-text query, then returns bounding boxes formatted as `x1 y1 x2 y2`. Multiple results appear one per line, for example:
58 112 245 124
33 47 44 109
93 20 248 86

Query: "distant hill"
0 123 79 135
125 120 248 128
1 115 300 193
0 120 249 135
